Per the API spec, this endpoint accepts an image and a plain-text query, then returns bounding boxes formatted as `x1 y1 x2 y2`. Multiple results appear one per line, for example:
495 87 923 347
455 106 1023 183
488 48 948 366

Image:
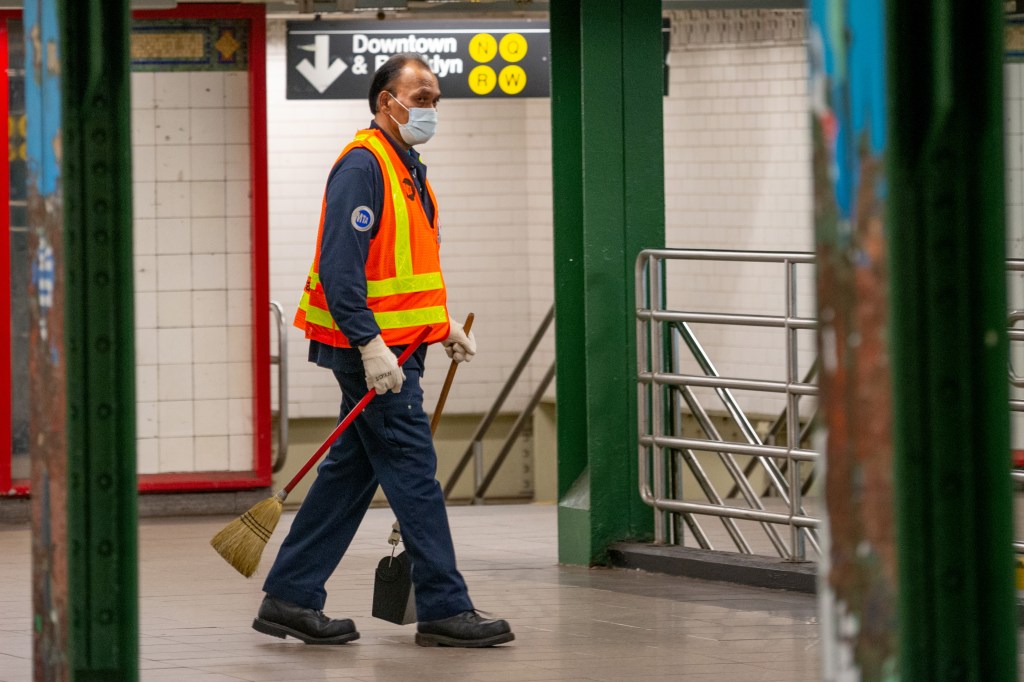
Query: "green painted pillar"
62 0 139 678
550 0 664 565
889 2 1016 680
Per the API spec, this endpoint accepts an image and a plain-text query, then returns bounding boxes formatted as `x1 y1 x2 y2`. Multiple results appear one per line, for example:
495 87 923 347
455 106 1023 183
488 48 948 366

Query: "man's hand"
358 335 405 394
442 316 477 364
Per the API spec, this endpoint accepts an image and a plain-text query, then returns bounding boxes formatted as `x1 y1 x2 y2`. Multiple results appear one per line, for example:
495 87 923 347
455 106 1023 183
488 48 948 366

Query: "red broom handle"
281 325 432 495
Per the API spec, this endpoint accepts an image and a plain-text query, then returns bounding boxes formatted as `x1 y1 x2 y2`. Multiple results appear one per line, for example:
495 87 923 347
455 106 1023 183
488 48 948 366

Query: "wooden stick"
390 314 474 541
430 313 474 436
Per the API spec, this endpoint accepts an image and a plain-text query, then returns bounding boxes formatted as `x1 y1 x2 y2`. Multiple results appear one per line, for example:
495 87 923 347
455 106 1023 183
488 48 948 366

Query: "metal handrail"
674 382 790 556
640 434 819 462
764 359 819 444
672 447 751 552
637 248 818 560
1011 310 1024 389
672 320 819 528
473 363 555 501
269 301 289 474
1009 261 1023 395
642 372 817 395
1003 260 1021 541
671 323 820 550
442 305 554 501
639 249 1024 562
645 310 817 329
731 359 819 499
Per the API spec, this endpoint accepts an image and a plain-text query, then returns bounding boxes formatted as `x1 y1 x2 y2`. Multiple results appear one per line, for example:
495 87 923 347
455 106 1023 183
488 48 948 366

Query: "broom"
211 325 432 577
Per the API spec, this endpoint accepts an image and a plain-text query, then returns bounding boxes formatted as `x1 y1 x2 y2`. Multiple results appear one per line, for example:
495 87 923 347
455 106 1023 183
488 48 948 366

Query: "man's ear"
378 92 390 115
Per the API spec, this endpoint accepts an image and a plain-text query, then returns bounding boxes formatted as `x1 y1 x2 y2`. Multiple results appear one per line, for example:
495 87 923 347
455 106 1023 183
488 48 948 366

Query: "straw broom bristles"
210 326 433 579
210 491 286 577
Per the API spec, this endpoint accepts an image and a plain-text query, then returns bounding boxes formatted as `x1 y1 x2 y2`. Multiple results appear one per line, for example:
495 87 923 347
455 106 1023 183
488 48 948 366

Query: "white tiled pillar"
133 68 254 475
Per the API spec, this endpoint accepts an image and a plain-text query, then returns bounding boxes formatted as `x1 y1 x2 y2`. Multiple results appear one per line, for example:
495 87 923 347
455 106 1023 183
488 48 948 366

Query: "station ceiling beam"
122 0 811 16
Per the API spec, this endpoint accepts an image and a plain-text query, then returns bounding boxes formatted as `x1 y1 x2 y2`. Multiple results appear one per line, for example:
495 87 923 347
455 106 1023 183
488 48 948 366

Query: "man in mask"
253 53 514 648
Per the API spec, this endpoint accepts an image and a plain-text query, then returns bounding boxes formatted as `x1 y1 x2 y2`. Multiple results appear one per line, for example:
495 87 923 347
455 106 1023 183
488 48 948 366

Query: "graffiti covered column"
812 0 1018 678
807 1 897 678
25 0 69 676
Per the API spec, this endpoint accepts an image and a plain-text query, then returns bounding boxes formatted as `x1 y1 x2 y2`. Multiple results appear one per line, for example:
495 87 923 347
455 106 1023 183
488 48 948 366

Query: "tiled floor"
0 504 822 681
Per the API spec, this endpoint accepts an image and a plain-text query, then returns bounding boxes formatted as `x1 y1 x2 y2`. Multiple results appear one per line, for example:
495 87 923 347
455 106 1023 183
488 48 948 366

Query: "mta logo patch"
351 206 374 232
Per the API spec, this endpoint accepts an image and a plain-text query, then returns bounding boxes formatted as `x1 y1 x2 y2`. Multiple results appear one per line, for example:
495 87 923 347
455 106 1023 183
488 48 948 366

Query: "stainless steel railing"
636 248 819 560
639 250 1024 560
269 301 289 474
442 305 554 503
1007 260 1024 551
670 319 821 558
1010 259 1024 405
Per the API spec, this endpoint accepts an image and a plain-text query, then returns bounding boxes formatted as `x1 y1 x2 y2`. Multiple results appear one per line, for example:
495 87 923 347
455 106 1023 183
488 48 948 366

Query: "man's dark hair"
368 53 429 114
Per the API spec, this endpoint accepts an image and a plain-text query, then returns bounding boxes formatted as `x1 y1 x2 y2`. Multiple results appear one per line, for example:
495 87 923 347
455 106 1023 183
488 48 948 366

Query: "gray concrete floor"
0 504 823 681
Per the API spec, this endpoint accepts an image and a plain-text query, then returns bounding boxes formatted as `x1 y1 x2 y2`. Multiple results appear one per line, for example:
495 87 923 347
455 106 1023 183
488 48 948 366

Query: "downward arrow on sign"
296 34 347 94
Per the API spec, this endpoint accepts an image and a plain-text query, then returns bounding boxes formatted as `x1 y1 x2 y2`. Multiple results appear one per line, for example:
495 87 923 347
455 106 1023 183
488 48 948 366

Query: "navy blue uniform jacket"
307 122 436 375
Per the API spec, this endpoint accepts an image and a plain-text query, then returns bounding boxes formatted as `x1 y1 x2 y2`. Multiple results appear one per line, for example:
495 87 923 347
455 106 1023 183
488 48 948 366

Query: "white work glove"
442 316 477 364
358 335 405 394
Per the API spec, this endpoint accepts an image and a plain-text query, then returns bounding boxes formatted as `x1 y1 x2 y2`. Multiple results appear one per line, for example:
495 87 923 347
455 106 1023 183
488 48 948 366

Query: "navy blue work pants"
262 367 473 622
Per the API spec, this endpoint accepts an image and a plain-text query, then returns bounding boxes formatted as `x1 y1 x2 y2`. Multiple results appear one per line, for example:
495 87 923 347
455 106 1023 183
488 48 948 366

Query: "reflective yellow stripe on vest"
366 272 443 297
299 284 446 331
362 134 441 297
373 306 448 329
296 131 447 344
300 263 444 331
299 295 338 329
298 270 340 329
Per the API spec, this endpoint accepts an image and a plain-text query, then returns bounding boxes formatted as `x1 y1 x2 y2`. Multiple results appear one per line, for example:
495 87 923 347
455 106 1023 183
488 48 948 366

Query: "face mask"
388 93 437 145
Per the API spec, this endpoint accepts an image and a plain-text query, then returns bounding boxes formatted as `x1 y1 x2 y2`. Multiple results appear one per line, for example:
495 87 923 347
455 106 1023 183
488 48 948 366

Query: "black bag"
372 550 416 625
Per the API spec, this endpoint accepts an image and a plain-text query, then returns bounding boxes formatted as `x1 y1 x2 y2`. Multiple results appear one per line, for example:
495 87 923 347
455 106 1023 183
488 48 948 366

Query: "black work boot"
252 595 360 644
415 610 514 648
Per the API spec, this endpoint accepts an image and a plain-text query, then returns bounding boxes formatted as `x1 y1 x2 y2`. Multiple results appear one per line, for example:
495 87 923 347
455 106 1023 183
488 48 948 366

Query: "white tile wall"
137 438 159 475
659 11 814 418
196 436 230 471
265 16 814 420
266 20 543 419
132 66 255 474
524 97 555 394
265 13 1016 434
229 434 253 471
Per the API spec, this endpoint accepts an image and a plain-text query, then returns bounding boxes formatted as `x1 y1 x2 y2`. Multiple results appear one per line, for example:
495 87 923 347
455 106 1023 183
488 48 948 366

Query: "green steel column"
620 1 667 548
62 0 139 678
550 0 588 564
550 0 664 565
889 2 1016 679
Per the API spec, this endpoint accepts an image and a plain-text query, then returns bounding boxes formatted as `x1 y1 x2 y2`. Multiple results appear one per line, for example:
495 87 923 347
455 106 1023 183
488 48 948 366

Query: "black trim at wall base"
609 543 1024 627
607 542 817 593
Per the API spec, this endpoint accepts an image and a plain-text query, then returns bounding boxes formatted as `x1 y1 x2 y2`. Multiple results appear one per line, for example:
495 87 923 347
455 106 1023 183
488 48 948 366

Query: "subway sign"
286 20 551 99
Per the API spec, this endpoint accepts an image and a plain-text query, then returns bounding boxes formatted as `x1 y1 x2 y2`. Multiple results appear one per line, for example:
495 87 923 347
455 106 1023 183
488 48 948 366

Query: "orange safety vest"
294 128 450 348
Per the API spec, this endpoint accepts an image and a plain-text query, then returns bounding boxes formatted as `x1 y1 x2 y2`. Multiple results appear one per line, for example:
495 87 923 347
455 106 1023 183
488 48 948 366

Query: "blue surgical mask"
388 93 437 146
